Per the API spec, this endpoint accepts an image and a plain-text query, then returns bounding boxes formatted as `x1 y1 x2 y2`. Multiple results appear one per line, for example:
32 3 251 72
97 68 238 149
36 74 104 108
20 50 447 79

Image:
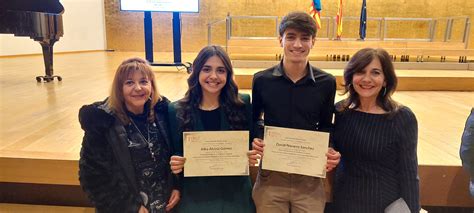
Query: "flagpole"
359 0 367 40
336 0 343 40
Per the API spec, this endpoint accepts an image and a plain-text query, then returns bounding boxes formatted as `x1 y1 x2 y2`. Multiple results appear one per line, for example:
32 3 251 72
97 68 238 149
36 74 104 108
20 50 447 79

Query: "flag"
309 0 322 29
336 0 343 39
359 0 367 40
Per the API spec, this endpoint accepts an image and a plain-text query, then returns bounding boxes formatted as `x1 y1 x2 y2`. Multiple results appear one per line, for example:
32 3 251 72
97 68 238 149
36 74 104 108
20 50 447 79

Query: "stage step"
234 68 474 91
228 46 474 57
228 39 467 49
227 39 474 57
0 203 94 213
232 60 474 70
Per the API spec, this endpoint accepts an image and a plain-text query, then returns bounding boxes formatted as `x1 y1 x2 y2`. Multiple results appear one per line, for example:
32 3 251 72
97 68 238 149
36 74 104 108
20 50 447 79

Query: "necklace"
130 119 157 162
199 103 219 111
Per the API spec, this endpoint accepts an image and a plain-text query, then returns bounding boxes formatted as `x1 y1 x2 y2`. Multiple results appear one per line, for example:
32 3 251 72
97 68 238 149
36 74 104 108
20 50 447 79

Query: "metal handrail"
207 15 471 51
463 18 471 49
207 18 227 50
228 15 279 39
382 16 470 46
319 17 332 40
383 17 434 42
331 16 383 40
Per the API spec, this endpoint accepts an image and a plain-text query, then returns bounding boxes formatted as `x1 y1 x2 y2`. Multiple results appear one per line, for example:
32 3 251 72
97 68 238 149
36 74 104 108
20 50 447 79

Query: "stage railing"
207 15 471 49
227 15 279 40
207 18 228 50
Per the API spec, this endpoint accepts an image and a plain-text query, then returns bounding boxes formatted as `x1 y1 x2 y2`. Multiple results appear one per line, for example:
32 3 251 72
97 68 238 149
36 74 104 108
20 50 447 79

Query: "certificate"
183 131 249 177
262 126 329 178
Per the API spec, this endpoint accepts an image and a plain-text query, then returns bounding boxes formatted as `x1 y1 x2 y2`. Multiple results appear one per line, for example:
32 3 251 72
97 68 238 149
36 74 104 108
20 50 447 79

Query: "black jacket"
78 97 178 213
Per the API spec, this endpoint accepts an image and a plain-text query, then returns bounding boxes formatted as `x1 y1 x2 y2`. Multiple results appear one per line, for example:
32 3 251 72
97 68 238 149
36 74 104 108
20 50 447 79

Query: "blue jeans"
460 108 474 196
470 180 474 197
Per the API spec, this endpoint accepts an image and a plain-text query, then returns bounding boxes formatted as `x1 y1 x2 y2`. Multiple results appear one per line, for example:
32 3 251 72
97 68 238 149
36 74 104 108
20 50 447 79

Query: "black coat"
78 97 178 213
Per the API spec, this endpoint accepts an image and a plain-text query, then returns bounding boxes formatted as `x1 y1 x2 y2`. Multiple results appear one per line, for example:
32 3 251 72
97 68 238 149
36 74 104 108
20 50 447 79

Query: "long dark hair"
338 48 399 114
176 45 246 131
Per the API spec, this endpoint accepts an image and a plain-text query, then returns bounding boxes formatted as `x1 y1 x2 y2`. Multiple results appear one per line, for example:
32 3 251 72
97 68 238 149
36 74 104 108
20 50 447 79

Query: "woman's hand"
326 148 341 172
138 205 149 213
166 189 180 212
170 155 186 174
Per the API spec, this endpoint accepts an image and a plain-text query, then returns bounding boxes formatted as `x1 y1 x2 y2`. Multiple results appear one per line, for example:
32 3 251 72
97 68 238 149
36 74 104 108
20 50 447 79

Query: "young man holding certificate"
248 11 341 213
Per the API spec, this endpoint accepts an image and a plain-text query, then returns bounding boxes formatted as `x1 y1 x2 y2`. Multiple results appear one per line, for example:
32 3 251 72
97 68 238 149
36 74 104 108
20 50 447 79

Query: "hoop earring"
382 87 387 96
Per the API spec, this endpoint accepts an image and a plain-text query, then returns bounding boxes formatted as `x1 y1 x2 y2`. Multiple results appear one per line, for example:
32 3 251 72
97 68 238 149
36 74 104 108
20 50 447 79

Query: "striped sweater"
332 106 420 213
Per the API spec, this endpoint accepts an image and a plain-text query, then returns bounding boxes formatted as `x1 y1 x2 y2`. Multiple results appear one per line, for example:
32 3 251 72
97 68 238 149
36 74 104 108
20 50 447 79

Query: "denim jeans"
460 108 474 196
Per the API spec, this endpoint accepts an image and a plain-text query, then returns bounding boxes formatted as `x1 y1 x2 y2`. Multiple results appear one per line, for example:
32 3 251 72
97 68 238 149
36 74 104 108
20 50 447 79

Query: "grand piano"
0 0 64 82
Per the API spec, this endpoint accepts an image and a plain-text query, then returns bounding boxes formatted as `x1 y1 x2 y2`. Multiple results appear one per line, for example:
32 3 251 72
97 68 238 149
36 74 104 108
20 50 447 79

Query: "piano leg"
36 40 62 82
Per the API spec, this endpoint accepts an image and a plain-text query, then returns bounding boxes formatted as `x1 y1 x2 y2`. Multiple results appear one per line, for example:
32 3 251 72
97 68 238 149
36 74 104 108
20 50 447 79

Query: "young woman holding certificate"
332 48 420 212
168 45 255 213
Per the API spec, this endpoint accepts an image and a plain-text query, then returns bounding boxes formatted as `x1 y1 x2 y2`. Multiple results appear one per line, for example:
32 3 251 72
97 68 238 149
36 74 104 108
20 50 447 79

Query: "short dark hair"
279 11 317 38
338 48 399 114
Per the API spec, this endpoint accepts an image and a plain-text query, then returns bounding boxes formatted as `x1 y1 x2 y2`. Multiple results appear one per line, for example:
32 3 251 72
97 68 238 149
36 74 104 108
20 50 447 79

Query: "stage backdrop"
109 0 473 52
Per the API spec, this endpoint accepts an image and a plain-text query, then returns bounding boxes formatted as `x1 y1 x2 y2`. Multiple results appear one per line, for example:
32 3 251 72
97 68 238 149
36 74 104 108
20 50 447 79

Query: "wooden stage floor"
1 51 473 206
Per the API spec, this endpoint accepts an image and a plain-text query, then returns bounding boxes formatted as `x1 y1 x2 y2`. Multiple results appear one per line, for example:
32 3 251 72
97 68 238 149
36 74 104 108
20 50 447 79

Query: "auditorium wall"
0 0 106 56
105 0 474 52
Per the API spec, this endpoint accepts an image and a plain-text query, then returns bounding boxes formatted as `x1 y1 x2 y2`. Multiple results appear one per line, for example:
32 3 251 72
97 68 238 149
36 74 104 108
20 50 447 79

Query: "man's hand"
248 138 265 166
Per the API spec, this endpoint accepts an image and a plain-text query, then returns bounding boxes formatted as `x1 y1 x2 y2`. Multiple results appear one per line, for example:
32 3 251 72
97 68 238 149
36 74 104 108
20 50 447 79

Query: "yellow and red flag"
336 0 343 39
309 0 322 29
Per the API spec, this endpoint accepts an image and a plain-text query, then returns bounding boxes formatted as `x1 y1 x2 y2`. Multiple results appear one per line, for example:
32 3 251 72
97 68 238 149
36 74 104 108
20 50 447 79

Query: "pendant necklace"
130 119 157 162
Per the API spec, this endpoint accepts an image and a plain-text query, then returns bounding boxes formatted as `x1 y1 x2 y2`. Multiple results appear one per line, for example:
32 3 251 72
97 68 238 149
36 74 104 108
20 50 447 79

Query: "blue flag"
313 0 322 11
359 0 367 40
310 0 322 29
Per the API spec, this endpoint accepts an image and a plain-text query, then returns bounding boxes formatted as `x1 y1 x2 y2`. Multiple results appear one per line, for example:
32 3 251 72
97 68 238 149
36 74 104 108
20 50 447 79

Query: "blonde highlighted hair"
108 57 160 124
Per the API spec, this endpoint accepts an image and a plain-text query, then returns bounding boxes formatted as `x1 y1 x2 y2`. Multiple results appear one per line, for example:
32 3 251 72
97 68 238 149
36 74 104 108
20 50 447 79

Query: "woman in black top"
78 58 180 213
332 48 419 212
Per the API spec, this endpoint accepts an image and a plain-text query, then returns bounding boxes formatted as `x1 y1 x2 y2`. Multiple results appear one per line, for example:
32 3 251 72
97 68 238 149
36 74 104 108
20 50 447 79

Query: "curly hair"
338 48 400 115
176 45 247 131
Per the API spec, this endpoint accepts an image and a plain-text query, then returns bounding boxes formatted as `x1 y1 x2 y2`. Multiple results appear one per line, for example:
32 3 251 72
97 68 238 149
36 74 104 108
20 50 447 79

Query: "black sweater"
332 106 420 213
252 62 336 139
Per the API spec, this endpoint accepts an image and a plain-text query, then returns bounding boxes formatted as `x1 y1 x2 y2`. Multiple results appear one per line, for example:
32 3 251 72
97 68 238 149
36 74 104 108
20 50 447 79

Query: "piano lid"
0 0 64 14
